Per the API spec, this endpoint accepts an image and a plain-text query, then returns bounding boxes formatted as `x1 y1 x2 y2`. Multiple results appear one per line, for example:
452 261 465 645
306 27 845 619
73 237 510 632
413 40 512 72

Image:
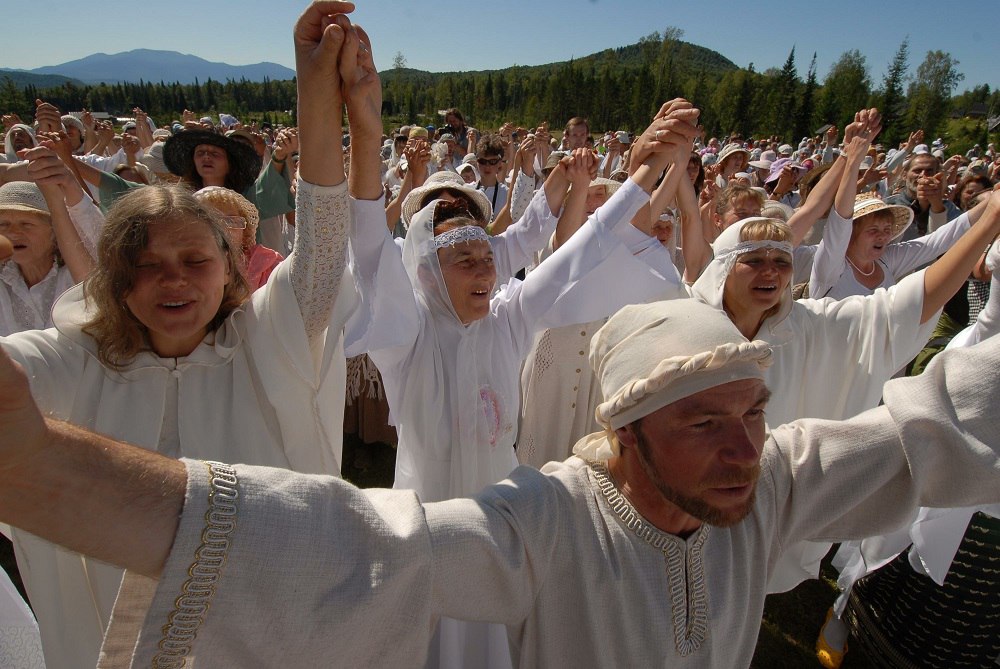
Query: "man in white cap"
2 294 999 667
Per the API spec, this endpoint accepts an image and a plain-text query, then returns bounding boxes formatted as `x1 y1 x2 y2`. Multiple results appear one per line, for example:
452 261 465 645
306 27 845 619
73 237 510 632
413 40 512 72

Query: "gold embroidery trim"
152 461 238 668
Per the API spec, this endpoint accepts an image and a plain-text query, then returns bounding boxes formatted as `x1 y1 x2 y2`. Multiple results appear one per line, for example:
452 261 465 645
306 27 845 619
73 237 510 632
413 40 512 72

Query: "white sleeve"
767 333 1000 549
491 186 559 280
508 169 537 226
65 196 106 260
808 209 852 299
884 210 971 279
499 179 684 348
342 197 419 358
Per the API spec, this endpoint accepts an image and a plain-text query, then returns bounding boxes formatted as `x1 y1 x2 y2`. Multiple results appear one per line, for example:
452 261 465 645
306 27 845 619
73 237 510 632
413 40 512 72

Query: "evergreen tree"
875 38 909 146
794 53 818 140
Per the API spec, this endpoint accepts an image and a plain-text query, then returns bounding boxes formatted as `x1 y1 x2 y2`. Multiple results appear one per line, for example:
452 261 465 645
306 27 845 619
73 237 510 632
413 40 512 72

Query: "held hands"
564 148 598 187
631 99 700 170
1 114 23 132
36 131 76 163
33 100 62 134
336 15 381 140
843 108 882 147
23 145 76 192
272 128 299 161
294 2 357 114
916 173 945 207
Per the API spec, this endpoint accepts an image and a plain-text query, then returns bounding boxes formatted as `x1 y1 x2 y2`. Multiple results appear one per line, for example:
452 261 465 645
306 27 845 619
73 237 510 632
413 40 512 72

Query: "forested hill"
380 34 739 132
2 32 994 151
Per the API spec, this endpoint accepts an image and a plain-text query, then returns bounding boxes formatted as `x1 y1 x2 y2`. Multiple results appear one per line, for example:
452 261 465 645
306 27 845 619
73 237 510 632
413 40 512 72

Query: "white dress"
0 179 351 669
97 334 1000 668
809 209 974 299
347 179 684 669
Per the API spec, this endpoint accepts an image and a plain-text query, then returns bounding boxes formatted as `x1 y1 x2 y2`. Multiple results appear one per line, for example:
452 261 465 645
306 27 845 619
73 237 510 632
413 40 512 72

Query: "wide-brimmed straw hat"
401 171 493 226
0 181 50 217
852 194 913 241
717 142 749 164
163 129 262 193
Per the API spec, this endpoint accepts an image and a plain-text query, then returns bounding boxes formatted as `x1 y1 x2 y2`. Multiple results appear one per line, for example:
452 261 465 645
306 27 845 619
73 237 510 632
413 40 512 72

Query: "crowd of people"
0 2 998 668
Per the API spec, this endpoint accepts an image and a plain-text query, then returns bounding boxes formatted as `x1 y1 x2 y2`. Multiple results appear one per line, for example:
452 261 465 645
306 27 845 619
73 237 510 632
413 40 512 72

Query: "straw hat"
0 182 50 217
401 171 492 226
717 142 749 164
852 194 913 241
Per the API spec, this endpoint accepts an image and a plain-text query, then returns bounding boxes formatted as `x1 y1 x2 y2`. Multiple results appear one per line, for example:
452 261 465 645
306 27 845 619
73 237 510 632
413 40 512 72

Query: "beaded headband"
426 225 489 253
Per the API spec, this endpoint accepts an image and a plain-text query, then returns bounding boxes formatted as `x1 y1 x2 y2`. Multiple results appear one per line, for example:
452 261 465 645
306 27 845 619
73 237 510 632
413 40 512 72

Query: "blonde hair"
82 185 250 368
737 218 793 322
193 186 260 250
738 218 793 244
715 183 765 216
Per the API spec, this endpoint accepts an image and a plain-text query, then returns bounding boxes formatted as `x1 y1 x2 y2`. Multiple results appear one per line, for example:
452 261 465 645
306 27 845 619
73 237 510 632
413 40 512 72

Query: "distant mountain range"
2 50 295 86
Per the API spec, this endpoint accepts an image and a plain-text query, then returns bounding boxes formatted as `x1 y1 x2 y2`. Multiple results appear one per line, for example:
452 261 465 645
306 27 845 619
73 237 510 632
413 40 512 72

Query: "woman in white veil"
346 102 702 669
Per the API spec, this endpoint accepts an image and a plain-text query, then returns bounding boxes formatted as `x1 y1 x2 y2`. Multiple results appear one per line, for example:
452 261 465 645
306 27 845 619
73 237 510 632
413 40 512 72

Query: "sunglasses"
477 157 503 166
224 215 248 230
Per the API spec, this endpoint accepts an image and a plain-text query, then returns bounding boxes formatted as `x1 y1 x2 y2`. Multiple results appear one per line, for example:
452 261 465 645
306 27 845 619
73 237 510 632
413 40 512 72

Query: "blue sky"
6 1 996 93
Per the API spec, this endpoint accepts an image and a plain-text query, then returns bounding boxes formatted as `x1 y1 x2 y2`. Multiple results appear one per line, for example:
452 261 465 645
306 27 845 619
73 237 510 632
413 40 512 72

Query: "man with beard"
2 293 1000 667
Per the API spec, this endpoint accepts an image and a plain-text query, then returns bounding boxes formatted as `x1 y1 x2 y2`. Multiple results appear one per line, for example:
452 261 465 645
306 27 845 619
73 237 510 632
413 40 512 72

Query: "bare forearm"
43 190 93 282
0 419 185 578
923 197 1000 322
788 156 846 245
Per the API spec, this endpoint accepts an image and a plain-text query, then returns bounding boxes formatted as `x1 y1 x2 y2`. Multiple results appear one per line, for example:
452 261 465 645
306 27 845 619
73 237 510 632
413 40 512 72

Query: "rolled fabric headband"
596 340 773 431
425 225 489 253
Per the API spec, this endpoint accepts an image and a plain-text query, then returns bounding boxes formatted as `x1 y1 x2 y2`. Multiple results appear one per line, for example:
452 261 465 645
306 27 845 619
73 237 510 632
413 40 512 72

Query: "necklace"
847 256 878 277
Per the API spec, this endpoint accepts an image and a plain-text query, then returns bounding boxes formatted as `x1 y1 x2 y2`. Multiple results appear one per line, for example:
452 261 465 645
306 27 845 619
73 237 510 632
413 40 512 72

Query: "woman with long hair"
0 7 359 666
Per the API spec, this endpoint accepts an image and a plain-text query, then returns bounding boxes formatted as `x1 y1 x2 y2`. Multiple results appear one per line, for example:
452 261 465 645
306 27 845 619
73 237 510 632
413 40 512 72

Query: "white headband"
425 225 489 254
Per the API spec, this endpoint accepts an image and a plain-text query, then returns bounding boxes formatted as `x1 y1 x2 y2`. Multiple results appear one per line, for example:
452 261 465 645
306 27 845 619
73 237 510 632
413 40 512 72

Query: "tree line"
2 30 996 152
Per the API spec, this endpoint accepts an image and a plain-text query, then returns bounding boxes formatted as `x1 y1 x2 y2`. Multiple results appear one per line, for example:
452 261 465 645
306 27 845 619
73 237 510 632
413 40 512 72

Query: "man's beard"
634 429 759 528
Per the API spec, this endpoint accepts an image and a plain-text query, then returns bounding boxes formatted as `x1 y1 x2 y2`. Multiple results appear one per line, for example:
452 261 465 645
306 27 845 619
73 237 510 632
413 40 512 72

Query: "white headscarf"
573 299 772 460
384 201 520 500
690 217 795 334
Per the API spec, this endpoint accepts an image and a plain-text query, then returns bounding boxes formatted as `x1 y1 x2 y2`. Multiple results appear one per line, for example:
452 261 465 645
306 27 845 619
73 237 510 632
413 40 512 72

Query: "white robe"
348 180 683 669
0 180 350 669
809 208 973 300
97 334 1000 668
518 227 689 469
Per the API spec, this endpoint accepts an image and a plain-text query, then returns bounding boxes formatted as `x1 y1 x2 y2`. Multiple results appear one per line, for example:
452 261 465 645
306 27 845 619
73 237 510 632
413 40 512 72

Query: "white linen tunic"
97 335 1000 668
0 180 351 669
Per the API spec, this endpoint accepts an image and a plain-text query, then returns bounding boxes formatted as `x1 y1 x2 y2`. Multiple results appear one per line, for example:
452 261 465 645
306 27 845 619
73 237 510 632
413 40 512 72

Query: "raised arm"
285 1 357 342
24 147 95 282
808 135 875 297
551 149 592 251
921 189 1000 323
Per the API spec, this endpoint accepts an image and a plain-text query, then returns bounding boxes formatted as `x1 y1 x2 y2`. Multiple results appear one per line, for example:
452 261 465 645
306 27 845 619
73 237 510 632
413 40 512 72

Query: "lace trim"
425 225 488 253
288 181 350 342
152 461 239 668
589 460 709 657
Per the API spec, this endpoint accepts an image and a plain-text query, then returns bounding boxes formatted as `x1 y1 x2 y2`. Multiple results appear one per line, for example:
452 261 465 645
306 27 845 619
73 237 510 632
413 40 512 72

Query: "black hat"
163 130 262 194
